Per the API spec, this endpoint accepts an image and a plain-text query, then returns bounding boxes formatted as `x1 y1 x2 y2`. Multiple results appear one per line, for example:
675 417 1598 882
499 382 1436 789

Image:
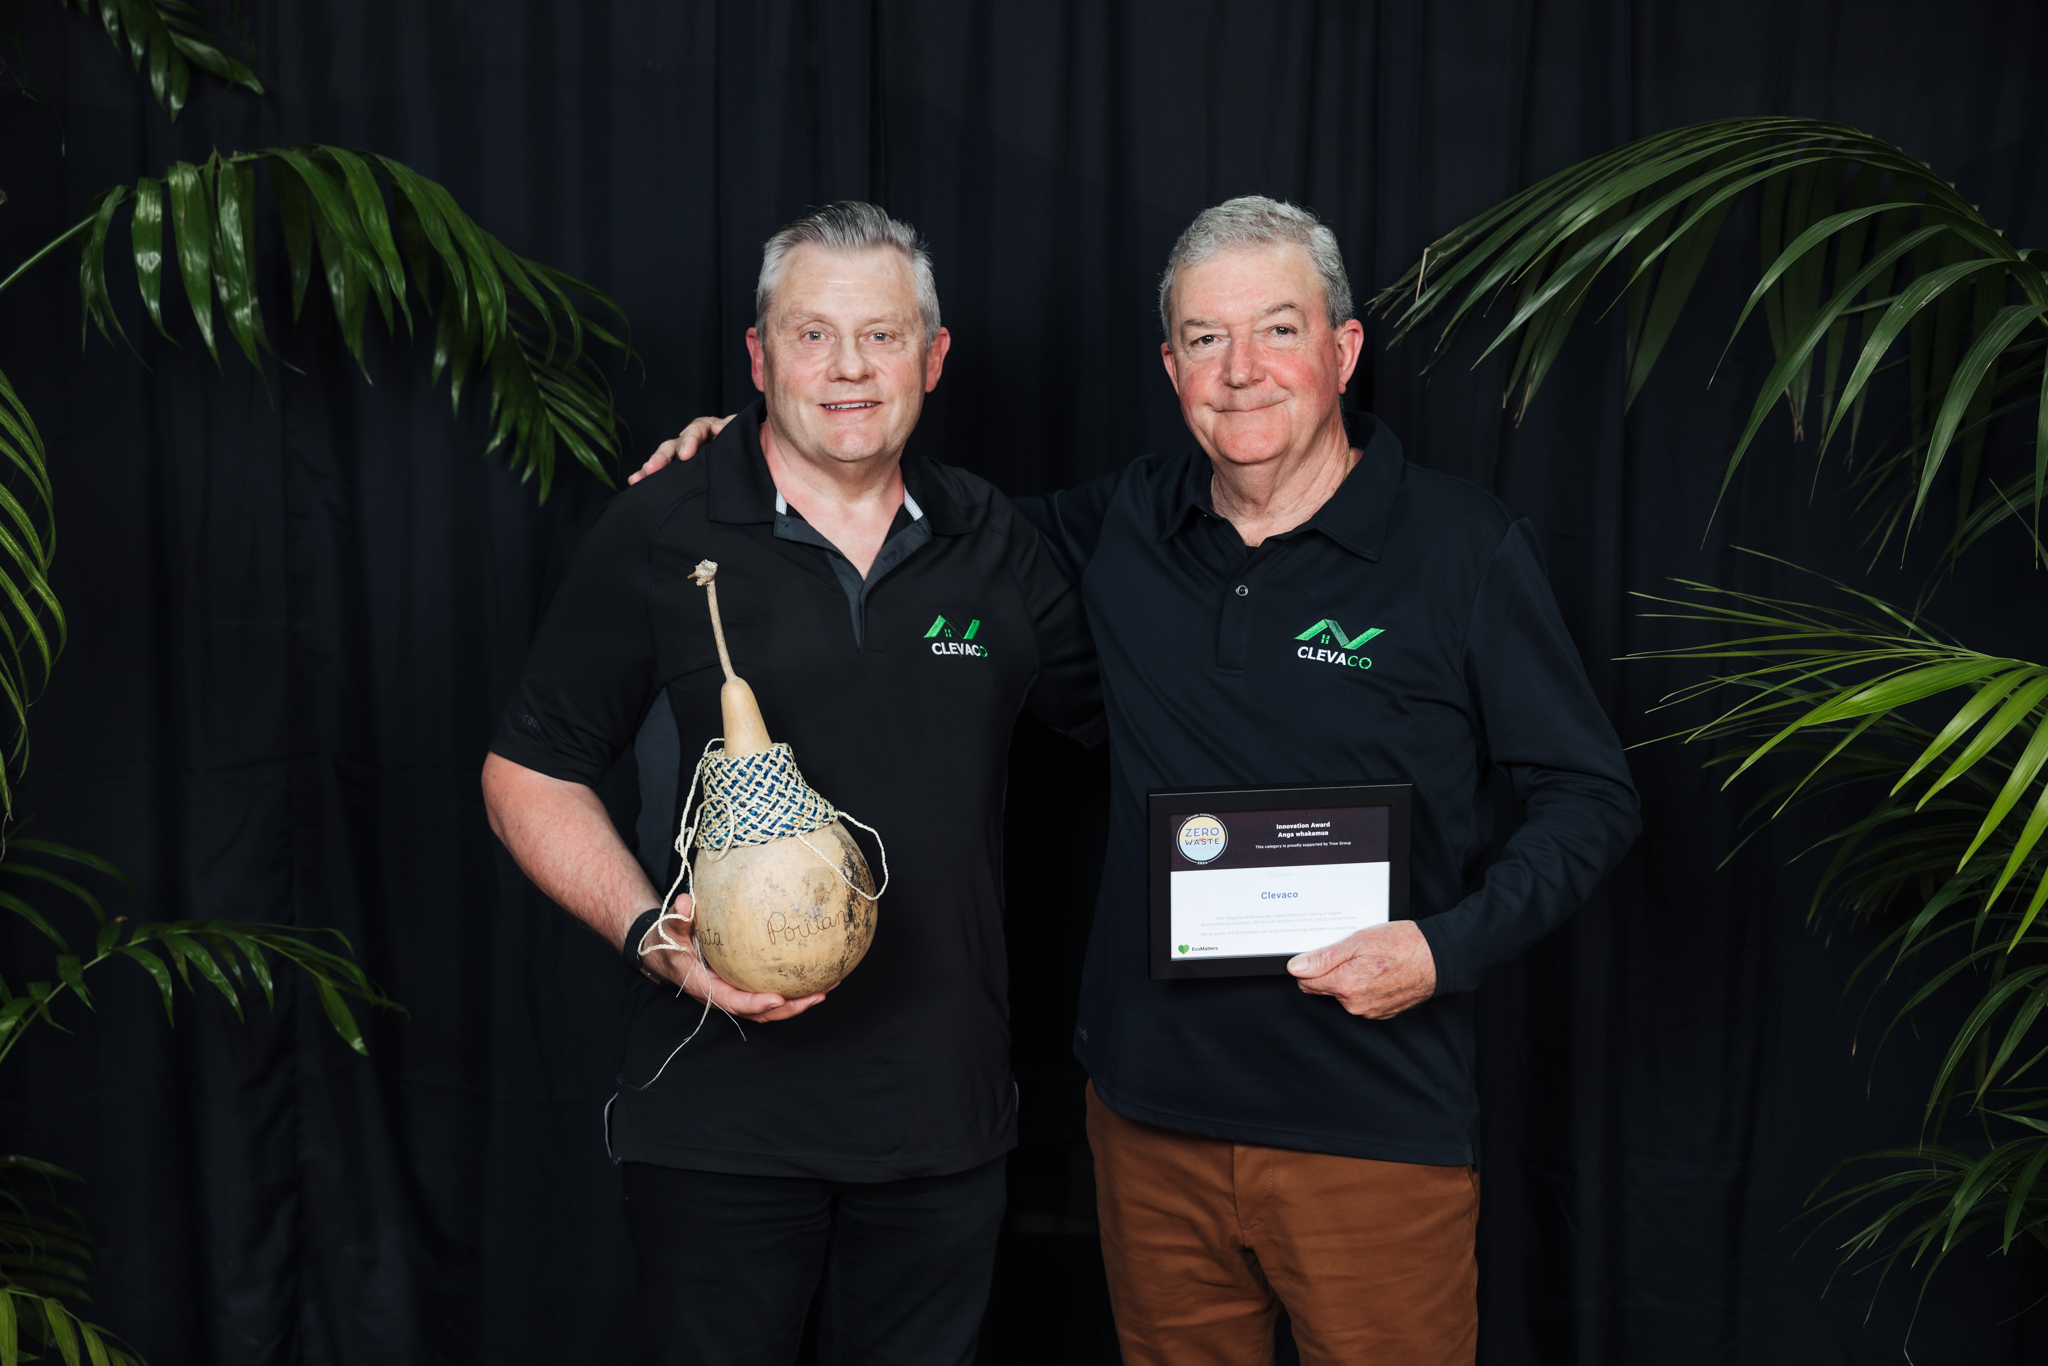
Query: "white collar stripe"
772 486 921 520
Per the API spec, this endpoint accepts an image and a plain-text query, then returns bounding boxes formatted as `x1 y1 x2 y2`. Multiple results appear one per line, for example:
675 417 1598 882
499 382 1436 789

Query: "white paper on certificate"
1165 806 1391 962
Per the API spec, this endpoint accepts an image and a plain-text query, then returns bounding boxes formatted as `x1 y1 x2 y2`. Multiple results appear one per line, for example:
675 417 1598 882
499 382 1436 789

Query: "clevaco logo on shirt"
924 615 991 658
1294 619 1383 670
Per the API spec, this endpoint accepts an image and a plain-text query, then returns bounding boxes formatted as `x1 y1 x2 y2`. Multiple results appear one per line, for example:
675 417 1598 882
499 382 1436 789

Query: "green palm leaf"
1812 1124 2048 1291
1637 555 2048 1274
30 146 631 499
0 371 64 821
1638 559 2048 943
56 0 262 122
0 1286 144 1365
1374 117 2048 552
0 835 399 1363
0 1155 143 1365
0 839 400 1071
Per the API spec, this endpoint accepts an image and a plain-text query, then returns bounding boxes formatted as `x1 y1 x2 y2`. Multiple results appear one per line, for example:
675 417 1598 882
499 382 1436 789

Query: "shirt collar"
708 399 968 533
1159 408 1405 561
706 403 780 525
777 487 924 521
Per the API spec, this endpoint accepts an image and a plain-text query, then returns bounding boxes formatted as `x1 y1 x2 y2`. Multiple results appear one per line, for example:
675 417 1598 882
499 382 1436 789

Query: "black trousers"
621 1156 1007 1366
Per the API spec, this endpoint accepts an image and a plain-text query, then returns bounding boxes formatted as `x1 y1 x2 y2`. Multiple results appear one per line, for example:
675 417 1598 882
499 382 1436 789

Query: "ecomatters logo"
925 615 991 658
1294 618 1383 670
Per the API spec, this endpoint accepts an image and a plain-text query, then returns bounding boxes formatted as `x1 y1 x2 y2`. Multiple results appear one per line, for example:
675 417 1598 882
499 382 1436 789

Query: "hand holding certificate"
1285 919 1436 1018
1148 784 1413 980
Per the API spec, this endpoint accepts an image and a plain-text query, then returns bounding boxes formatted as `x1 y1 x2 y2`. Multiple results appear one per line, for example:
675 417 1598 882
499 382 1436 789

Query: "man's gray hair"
1157 196 1354 339
756 202 942 344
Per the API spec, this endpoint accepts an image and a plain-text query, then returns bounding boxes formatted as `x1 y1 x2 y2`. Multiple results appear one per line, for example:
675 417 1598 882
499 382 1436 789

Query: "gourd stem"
705 581 736 682
692 559 738 681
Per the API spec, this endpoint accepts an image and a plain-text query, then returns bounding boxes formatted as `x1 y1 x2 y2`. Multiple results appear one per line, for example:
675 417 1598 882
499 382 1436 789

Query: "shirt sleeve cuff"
487 730 608 790
1416 911 1482 997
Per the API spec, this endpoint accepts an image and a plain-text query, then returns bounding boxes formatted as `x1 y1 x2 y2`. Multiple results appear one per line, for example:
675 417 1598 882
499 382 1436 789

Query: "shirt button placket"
1218 576 1256 671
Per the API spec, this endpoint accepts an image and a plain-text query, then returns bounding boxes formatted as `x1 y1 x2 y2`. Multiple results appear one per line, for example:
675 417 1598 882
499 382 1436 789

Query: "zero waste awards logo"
1294 619 1383 670
1176 813 1228 864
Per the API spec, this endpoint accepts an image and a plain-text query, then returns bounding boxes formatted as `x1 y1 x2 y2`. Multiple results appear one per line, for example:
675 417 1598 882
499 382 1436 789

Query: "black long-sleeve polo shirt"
492 403 1103 1181
1019 412 1638 1164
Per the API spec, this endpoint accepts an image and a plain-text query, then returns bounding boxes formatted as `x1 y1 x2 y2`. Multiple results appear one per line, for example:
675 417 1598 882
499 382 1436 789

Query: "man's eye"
869 332 892 343
1191 334 1218 347
1271 325 1294 336
802 330 825 342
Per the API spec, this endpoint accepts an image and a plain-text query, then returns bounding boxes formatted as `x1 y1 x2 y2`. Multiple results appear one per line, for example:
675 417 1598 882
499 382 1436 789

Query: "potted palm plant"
1 4 634 1359
1374 116 2048 1282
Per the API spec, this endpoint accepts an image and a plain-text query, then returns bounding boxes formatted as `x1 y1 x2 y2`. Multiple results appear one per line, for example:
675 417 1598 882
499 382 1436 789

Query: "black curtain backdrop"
4 1 2047 1362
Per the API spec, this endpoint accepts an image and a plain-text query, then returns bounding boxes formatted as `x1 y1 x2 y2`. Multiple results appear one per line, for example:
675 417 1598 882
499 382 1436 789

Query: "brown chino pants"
1086 1083 1478 1366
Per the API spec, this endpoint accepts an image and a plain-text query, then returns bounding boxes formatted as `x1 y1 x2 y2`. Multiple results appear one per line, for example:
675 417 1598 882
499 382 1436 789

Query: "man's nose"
827 334 872 381
1222 334 1259 387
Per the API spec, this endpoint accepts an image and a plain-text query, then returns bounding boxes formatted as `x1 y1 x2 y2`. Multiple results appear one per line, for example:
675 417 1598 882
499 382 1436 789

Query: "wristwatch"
624 906 665 980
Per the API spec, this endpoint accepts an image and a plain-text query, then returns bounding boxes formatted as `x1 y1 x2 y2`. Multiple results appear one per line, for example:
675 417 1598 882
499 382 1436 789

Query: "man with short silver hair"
643 195 1638 1364
485 201 1100 1364
1033 197 1634 1364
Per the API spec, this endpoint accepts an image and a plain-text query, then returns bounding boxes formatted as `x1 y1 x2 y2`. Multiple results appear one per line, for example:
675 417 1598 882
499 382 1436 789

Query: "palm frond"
1839 341 2048 568
1636 564 2048 949
0 1285 144 1365
1810 1121 2048 1292
0 1154 144 1365
0 838 400 1071
1375 117 2048 548
0 836 395 1363
33 146 632 499
1634 557 2048 1270
0 370 64 820
55 0 262 121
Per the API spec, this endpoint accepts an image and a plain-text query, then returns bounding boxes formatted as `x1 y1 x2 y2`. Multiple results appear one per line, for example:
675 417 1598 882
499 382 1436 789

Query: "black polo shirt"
1019 412 1639 1165
492 402 1102 1181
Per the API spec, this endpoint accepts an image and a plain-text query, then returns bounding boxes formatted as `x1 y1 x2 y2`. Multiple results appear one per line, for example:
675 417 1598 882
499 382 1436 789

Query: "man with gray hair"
484 201 1101 1364
644 195 1639 1363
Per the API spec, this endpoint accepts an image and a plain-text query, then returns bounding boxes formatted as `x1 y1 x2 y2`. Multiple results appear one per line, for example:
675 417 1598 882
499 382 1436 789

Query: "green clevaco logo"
1294 619 1383 670
925 615 991 658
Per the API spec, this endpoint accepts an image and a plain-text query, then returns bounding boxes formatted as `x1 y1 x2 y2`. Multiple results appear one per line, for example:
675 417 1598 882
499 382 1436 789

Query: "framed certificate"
1148 783 1412 980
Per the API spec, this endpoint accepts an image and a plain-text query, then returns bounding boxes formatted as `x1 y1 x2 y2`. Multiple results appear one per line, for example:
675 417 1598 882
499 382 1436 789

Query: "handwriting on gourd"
762 909 842 945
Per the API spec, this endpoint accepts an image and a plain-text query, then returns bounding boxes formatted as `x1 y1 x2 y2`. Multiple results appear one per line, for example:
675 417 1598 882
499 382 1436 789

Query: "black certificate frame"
1148 782 1413 981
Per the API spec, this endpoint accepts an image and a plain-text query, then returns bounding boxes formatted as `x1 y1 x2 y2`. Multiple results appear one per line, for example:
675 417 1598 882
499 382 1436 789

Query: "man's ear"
923 327 952 392
1159 341 1183 397
746 328 767 392
1333 317 1365 394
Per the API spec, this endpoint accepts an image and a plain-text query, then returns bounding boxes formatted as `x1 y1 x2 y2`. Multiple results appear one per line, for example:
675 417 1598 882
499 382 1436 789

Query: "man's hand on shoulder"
628 414 736 485
634 892 828 1023
1286 920 1436 1019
